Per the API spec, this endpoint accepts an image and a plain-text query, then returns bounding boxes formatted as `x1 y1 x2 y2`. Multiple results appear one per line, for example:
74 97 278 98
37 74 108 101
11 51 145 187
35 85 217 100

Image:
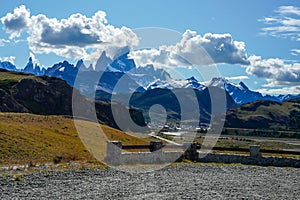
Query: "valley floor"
1 164 299 199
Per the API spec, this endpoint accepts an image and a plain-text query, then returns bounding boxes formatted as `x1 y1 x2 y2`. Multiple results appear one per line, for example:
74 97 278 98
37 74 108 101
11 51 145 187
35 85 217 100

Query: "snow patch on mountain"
146 76 205 91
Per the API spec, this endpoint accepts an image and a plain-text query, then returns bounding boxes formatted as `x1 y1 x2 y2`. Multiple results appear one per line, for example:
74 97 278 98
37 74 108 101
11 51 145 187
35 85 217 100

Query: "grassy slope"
0 71 36 81
0 113 149 165
226 99 300 132
236 101 293 121
0 71 42 95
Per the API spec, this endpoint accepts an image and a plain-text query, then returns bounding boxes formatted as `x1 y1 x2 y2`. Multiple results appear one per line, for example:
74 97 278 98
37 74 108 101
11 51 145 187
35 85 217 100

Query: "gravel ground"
0 164 299 199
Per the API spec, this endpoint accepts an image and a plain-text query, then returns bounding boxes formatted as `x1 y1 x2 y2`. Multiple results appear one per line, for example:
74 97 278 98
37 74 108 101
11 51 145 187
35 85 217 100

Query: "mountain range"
95 86 237 125
1 56 299 105
0 57 300 135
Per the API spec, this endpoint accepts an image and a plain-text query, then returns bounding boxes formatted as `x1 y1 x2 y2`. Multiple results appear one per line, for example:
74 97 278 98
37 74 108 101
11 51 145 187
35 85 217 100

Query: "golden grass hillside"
0 113 149 165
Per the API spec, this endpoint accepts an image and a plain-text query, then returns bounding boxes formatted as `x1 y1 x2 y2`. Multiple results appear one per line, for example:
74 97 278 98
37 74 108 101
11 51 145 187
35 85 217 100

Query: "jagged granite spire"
23 57 34 74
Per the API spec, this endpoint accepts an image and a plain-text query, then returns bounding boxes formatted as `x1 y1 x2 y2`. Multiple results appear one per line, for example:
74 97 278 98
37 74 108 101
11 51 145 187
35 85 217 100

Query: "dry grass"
0 113 149 166
0 71 36 81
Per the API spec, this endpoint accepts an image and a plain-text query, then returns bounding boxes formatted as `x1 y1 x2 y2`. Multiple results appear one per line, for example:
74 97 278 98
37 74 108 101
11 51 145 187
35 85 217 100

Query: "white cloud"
0 56 16 64
225 76 249 81
1 5 139 64
0 5 31 39
28 11 139 62
130 30 249 68
257 86 300 95
291 49 300 56
0 38 10 46
260 6 300 41
278 6 300 16
246 55 300 86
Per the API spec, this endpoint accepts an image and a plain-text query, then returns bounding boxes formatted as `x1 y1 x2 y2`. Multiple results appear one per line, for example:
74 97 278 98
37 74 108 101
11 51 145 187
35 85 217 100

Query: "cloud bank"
225 76 249 81
130 30 249 67
246 55 300 86
260 6 300 41
257 86 300 96
1 5 139 63
1 5 30 39
255 5 300 92
1 7 251 68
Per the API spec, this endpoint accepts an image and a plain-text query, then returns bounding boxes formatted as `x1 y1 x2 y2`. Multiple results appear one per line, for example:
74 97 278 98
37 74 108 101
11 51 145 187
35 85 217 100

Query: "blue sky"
0 0 299 95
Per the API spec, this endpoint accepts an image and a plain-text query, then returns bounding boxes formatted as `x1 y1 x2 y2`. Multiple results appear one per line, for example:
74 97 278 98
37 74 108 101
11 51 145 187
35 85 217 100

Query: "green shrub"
14 175 24 182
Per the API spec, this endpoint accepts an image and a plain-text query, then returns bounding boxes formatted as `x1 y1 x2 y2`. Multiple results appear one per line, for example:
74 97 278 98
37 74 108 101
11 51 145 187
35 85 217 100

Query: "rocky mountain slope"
0 69 146 130
96 87 237 124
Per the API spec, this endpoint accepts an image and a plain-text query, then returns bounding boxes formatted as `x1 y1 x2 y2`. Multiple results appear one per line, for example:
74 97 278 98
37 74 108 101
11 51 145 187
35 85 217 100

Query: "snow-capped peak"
206 77 229 89
146 78 206 91
206 77 249 91
146 79 181 90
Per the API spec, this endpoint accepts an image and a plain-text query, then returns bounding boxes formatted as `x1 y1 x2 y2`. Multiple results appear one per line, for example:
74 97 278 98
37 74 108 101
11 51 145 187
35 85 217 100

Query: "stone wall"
105 141 185 165
197 145 300 168
105 141 300 168
198 153 300 168
121 151 183 165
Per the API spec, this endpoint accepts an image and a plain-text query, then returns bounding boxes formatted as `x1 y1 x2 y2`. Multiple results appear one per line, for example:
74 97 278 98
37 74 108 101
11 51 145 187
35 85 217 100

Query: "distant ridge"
225 98 300 133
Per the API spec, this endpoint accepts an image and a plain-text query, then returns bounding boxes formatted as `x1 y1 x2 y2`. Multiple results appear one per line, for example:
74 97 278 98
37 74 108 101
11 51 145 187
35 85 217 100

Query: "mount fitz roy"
0 55 299 105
